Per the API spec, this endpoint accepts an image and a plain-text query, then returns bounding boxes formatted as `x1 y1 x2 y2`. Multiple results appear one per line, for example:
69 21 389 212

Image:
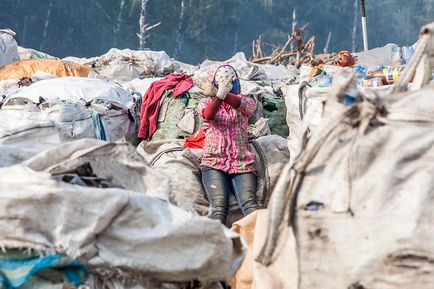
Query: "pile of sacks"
256 22 434 289
0 29 294 289
1 21 433 289
0 139 245 289
0 77 136 165
282 36 431 158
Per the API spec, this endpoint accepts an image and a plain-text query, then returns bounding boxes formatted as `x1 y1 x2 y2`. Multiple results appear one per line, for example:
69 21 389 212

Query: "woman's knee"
201 167 229 204
231 173 259 214
201 167 231 221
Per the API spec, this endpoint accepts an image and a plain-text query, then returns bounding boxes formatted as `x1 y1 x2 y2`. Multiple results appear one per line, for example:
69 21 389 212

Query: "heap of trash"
0 21 433 289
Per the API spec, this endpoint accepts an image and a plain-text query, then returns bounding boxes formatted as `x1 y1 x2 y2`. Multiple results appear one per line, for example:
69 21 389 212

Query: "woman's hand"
194 77 217 97
216 79 233 100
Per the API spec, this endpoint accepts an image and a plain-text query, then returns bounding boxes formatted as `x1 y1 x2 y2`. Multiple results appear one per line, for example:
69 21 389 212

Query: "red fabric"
183 129 205 149
203 93 241 120
224 93 241 109
138 73 193 139
203 98 222 120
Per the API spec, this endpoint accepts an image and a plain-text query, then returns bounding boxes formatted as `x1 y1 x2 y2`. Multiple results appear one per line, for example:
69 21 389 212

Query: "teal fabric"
0 252 88 289
91 111 107 140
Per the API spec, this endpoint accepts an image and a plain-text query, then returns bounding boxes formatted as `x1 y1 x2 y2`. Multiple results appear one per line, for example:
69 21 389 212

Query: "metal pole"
359 0 368 51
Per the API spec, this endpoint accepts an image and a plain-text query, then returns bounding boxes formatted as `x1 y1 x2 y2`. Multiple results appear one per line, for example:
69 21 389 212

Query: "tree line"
1 0 433 64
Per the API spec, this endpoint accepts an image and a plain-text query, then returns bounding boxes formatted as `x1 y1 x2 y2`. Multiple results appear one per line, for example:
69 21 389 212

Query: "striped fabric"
198 96 256 174
383 67 402 84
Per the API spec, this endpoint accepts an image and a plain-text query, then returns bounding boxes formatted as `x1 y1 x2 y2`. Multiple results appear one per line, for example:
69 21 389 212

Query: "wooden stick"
251 56 273 63
301 22 310 31
269 35 295 63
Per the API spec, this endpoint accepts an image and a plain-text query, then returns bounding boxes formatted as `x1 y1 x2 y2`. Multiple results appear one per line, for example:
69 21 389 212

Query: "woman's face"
214 66 237 84
213 65 240 94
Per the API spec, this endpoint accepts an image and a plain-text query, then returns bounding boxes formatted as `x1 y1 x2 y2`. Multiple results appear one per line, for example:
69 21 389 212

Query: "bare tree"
263 0 273 7
323 31 332 53
233 2 241 54
40 0 53 51
351 0 358 52
22 14 28 44
137 0 161 50
115 0 126 35
174 0 186 57
233 30 239 55
138 0 148 49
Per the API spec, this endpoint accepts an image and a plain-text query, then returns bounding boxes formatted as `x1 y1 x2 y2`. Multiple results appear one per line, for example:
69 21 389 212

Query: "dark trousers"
201 166 259 224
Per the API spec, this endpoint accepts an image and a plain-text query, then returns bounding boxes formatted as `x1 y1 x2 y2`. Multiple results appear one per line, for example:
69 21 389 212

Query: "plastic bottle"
310 74 333 88
389 43 403 66
362 77 383 87
402 46 414 64
354 64 368 88
354 64 368 79
367 66 402 85
342 87 358 106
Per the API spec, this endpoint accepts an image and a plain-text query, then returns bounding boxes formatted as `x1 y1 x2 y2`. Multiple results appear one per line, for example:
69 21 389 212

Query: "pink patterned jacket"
197 96 256 174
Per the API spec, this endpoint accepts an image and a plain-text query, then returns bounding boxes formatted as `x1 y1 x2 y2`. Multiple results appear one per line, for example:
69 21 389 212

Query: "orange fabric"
229 211 258 289
0 59 91 80
308 64 324 79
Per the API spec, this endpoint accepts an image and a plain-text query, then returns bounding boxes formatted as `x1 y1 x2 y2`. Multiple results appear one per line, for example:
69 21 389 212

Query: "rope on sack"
257 22 434 266
149 146 184 166
257 97 399 266
0 124 54 138
256 106 356 266
250 139 271 207
298 81 311 120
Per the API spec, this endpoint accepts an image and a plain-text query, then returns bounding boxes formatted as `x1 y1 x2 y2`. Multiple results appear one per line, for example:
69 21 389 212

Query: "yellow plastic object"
0 59 91 80
382 66 402 84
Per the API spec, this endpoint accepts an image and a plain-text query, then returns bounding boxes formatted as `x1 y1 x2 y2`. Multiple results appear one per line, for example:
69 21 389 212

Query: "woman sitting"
196 64 259 225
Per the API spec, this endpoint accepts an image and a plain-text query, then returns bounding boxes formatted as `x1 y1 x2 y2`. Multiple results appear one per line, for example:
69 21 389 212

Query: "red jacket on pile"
138 73 193 140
